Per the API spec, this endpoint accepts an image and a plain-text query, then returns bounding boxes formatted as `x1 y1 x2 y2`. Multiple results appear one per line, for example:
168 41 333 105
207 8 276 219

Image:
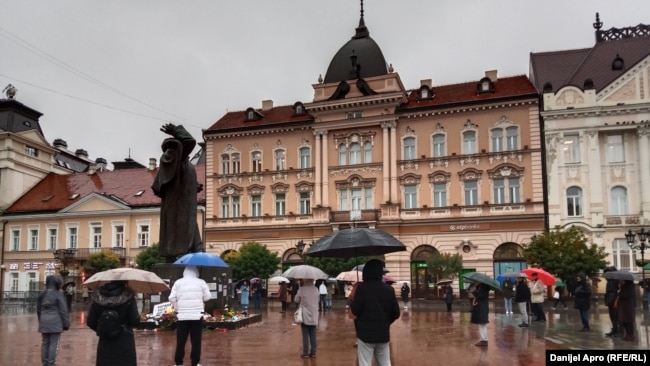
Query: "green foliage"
425 252 464 281
135 244 165 271
304 256 368 277
225 241 281 280
523 226 608 282
86 251 120 274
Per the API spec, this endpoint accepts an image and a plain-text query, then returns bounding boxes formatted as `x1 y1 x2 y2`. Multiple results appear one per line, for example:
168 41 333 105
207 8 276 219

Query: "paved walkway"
0 299 647 365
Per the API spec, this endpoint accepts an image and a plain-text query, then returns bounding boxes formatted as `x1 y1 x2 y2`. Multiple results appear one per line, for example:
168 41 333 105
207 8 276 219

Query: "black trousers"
175 320 203 366
607 305 619 332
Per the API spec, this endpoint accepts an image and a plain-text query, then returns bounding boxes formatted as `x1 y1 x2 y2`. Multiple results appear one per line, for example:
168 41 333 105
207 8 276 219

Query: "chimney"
149 158 157 171
262 99 274 111
420 79 432 88
53 138 68 149
94 158 107 172
75 149 89 158
485 70 498 82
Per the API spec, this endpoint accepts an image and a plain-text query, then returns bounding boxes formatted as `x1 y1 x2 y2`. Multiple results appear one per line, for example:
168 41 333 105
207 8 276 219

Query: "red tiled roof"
5 164 206 214
399 75 538 110
205 105 313 133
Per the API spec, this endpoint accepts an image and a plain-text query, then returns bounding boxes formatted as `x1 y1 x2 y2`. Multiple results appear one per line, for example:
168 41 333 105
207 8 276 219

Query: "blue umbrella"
173 252 229 267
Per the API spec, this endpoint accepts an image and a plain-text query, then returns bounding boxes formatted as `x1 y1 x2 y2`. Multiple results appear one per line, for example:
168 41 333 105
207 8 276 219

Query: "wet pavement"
1 299 648 365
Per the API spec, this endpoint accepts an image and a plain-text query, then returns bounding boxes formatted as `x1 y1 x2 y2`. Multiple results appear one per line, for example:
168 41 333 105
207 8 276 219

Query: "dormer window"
244 107 262 122
477 77 494 93
612 54 624 70
293 102 306 116
418 86 433 100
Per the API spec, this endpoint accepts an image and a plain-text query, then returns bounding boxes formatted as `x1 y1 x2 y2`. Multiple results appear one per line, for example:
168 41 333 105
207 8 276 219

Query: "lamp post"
295 240 312 262
53 249 77 280
626 228 649 310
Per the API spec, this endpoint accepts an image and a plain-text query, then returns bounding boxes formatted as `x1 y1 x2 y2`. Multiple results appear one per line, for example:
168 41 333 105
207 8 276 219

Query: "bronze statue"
152 123 203 263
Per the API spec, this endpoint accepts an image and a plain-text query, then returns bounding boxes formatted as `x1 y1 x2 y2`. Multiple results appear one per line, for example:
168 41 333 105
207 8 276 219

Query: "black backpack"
96 309 122 339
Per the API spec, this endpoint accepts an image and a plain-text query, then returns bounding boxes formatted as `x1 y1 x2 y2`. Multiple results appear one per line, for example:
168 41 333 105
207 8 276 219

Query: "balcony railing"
330 210 380 223
72 247 127 260
604 215 642 227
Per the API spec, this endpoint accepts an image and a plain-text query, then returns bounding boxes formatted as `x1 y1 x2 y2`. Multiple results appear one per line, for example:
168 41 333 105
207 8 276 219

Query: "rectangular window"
346 111 362 119
91 224 102 248
364 187 373 209
221 154 230 174
364 142 372 163
403 138 416 160
493 179 505 204
232 196 240 217
432 135 445 157
11 229 21 251
349 144 361 164
232 153 241 174
433 183 447 207
606 134 624 163
563 134 580 163
275 193 286 216
48 228 57 250
506 127 518 150
339 190 348 211
25 146 38 157
137 224 150 247
29 228 38 251
28 272 38 291
67 227 78 249
351 189 362 211
275 150 286 170
612 238 636 272
300 192 311 215
113 225 125 248
252 152 262 173
463 131 477 154
404 185 417 209
251 195 262 217
10 273 19 292
508 178 520 203
221 196 230 218
300 148 310 169
491 129 503 152
464 181 478 205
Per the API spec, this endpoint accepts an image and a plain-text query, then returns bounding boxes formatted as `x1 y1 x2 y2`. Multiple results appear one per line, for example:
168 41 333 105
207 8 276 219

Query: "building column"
389 121 398 202
381 121 391 203
638 124 650 219
585 129 603 225
314 131 321 206
322 131 329 207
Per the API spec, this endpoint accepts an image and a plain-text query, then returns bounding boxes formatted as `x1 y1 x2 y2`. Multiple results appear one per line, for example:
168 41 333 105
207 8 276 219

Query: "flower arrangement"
159 308 178 330
221 305 238 321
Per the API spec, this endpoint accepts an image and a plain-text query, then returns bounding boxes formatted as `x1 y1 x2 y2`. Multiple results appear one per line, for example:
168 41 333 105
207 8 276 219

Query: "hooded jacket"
603 266 619 307
573 273 591 310
350 259 400 343
37 275 70 333
169 266 211 321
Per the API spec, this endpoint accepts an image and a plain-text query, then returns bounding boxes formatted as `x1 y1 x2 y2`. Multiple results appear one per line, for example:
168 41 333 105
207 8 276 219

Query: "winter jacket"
169 266 211 321
514 280 531 303
617 280 636 323
501 280 514 299
37 275 70 333
444 286 454 304
295 279 320 326
400 284 410 302
86 281 140 366
351 259 400 343
529 280 545 303
603 266 619 307
573 276 591 311
470 283 490 324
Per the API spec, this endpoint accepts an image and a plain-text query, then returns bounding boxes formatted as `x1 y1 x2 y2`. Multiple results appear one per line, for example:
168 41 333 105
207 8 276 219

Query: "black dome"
323 16 388 84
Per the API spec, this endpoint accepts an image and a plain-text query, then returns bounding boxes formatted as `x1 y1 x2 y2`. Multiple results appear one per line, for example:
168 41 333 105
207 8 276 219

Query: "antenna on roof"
360 0 364 19
128 148 131 158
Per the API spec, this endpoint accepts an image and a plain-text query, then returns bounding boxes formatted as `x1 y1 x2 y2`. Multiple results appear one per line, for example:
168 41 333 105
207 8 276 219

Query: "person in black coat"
470 281 490 346
37 275 70 366
86 281 140 366
400 283 410 310
573 272 592 332
603 266 620 337
350 259 400 366
444 285 454 312
618 280 637 341
514 276 531 327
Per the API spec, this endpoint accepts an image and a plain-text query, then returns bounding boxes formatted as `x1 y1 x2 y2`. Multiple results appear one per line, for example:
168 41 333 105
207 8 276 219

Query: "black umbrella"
305 228 407 258
603 270 641 282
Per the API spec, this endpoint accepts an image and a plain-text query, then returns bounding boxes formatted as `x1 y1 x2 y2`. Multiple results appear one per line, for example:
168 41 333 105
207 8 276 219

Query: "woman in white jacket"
169 266 211 366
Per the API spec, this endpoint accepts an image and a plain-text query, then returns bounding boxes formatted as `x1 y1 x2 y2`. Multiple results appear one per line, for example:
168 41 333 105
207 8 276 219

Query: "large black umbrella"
305 228 407 258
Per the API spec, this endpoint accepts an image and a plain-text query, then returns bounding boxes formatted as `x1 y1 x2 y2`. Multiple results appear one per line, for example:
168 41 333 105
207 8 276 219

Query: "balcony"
604 215 642 227
72 247 127 260
330 210 380 223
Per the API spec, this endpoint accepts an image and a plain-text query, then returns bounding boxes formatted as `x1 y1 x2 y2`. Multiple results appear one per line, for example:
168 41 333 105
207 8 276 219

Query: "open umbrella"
435 279 453 286
84 268 169 293
173 252 228 267
61 281 76 291
462 272 501 292
383 275 395 284
351 264 390 273
269 276 290 284
521 268 556 286
305 228 407 258
250 277 261 284
603 270 641 282
496 272 527 282
282 265 328 280
336 270 363 282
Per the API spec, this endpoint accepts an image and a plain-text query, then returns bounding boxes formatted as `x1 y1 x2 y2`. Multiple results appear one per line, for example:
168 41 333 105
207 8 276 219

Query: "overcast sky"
1 0 648 168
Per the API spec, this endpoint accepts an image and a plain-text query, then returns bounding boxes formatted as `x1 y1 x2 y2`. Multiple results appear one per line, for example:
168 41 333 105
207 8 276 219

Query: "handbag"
553 291 560 299
294 306 303 324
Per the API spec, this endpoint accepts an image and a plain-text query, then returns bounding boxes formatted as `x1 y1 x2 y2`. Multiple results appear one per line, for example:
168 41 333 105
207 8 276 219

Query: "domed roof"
323 10 388 84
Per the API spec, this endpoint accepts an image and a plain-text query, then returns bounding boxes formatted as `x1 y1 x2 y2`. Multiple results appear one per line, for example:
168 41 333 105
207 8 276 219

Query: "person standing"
514 276 531 328
552 285 568 310
251 280 262 310
37 275 70 366
325 283 334 310
240 280 250 313
444 285 454 312
294 278 320 358
603 266 619 337
501 279 514 314
350 259 400 366
65 283 75 312
169 266 211 366
573 272 592 332
400 282 410 311
86 281 140 366
471 281 490 346
618 280 636 341
318 281 328 312
529 273 546 322
82 286 90 303
278 281 289 313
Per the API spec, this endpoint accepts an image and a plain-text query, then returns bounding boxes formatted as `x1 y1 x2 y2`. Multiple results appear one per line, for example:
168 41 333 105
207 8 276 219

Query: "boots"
605 325 618 337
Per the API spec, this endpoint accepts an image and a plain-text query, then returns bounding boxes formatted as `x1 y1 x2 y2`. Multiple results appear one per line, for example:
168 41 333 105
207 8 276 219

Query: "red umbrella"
521 268 556 286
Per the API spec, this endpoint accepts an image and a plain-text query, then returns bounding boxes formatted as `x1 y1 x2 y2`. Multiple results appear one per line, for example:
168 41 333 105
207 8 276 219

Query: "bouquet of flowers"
159 307 178 330
222 305 238 321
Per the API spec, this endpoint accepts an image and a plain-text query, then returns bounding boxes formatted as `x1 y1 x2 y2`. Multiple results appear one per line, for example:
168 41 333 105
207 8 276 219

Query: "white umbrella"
269 276 290 283
282 265 328 280
336 270 363 282
84 268 169 293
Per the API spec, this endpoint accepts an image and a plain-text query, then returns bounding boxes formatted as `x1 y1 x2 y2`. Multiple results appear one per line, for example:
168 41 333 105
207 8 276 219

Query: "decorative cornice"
402 100 537 119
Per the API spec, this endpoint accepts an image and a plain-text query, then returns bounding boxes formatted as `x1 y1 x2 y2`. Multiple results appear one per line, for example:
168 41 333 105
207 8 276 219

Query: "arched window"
403 137 416 160
463 131 477 154
338 144 347 165
252 151 262 173
610 186 628 215
275 150 286 170
221 154 230 174
567 187 583 217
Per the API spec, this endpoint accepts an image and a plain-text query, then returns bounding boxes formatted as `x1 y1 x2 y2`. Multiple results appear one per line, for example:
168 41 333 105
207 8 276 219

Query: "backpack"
96 309 122 339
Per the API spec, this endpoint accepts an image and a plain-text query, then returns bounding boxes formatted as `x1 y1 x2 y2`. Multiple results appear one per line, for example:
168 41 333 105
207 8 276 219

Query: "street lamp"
296 240 307 257
626 228 649 309
53 249 77 278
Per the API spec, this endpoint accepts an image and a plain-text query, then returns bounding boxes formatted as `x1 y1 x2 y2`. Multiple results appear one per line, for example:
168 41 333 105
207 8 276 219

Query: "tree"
426 252 464 281
85 251 120 274
523 226 608 283
224 241 281 280
305 256 367 278
135 243 166 271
